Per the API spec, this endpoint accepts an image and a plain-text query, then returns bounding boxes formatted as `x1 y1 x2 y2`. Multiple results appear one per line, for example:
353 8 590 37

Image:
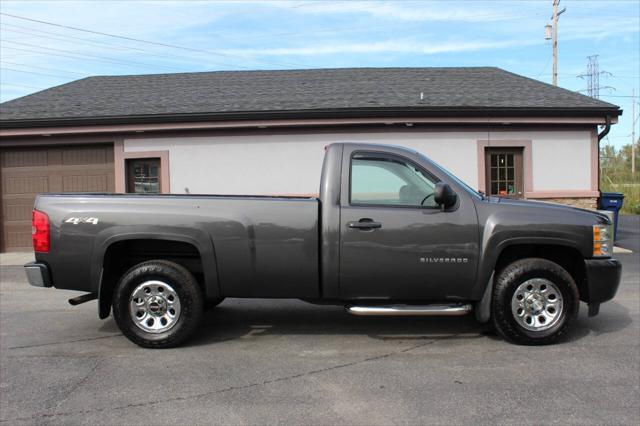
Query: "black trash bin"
598 192 625 240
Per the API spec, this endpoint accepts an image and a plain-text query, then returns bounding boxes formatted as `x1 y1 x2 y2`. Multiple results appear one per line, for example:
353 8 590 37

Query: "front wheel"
492 258 579 345
112 260 204 348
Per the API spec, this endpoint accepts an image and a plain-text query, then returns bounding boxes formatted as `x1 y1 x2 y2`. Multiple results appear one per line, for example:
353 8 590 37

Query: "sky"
0 0 638 148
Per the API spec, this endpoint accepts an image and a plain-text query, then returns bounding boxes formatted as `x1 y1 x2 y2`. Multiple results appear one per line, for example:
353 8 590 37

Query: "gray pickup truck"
25 143 621 348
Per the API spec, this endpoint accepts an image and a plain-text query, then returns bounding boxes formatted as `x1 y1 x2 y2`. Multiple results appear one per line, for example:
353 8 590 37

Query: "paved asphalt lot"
1 218 638 425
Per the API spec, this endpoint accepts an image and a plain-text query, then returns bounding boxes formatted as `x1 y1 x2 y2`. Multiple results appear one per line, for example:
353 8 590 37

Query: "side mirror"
434 182 457 210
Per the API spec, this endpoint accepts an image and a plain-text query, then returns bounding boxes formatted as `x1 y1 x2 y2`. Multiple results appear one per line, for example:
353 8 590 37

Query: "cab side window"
350 155 438 207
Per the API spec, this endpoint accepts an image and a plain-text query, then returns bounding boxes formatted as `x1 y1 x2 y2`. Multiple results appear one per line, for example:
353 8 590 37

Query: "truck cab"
320 143 480 301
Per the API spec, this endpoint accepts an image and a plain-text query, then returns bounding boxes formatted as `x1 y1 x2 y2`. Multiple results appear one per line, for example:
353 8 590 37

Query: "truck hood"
485 196 610 225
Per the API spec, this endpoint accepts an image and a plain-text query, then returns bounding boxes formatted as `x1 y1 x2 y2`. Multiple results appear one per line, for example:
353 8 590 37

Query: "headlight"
593 224 612 257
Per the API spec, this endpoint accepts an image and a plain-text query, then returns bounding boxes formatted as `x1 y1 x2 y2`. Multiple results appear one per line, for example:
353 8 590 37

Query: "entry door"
339 152 479 301
485 148 524 198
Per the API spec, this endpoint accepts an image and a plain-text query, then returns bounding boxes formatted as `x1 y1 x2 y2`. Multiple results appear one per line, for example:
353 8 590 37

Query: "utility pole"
633 88 636 175
550 0 566 86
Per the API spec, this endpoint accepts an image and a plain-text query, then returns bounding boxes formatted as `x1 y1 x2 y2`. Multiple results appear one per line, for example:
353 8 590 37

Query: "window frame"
484 147 524 199
126 157 162 194
348 151 442 209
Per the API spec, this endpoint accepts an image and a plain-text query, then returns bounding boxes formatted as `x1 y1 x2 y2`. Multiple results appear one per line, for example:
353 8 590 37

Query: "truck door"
339 150 479 300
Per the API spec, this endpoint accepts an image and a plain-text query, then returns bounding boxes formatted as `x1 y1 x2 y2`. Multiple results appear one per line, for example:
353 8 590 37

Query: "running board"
346 303 473 317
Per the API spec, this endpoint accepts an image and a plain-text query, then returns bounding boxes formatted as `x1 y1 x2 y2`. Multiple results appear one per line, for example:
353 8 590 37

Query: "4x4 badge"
65 217 99 225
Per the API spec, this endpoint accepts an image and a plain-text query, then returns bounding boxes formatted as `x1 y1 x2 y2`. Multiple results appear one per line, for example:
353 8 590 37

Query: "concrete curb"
613 246 633 254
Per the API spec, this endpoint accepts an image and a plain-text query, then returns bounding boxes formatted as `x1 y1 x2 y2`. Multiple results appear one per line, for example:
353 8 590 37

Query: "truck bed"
35 193 320 298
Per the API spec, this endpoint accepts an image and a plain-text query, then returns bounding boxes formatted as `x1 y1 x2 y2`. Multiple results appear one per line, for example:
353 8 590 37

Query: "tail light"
32 209 50 253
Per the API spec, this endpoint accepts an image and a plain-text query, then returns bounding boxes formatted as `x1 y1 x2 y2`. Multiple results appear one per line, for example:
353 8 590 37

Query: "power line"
0 60 86 76
0 67 73 79
0 82 46 90
536 55 552 79
555 73 640 79
1 45 177 72
1 40 186 71
1 23 148 51
599 94 640 98
0 12 307 69
0 11 542 57
0 19 314 65
0 24 242 69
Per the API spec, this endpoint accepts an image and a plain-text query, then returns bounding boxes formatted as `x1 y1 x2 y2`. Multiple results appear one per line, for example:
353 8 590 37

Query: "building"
0 67 622 252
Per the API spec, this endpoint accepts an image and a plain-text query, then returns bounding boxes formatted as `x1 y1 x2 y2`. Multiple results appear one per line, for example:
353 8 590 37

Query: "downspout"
596 115 612 197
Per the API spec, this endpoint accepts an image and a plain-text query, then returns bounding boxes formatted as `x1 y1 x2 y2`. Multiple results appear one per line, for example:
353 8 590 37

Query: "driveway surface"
617 214 640 253
1 236 638 424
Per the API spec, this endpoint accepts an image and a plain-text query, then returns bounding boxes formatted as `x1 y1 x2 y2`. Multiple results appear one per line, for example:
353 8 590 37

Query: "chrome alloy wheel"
511 278 563 332
129 280 181 333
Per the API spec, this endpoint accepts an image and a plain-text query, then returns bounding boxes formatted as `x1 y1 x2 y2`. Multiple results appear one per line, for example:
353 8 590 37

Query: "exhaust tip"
68 293 97 306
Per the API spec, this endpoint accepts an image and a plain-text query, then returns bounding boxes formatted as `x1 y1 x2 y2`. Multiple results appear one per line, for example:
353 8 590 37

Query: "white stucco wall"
529 131 592 191
124 129 593 195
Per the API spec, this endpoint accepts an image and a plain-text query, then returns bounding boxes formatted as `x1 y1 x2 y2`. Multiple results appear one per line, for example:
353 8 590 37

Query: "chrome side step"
346 303 473 317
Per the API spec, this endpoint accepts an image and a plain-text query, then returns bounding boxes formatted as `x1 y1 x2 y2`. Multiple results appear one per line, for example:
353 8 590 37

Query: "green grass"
600 143 639 215
600 181 640 214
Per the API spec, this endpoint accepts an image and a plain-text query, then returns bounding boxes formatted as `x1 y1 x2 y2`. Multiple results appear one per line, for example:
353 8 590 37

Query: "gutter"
0 106 623 129
596 115 612 198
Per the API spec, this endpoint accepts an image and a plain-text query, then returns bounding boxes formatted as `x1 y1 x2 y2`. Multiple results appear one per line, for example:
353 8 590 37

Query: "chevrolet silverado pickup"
25 143 622 348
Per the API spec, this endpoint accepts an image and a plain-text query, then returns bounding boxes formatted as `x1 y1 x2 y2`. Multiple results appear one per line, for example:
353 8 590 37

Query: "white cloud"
267 0 537 23
220 38 533 56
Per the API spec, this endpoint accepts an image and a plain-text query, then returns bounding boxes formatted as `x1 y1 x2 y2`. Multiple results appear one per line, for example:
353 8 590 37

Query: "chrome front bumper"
24 262 52 287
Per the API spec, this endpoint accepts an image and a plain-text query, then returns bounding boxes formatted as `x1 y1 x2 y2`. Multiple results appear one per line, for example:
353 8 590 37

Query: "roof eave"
0 106 623 129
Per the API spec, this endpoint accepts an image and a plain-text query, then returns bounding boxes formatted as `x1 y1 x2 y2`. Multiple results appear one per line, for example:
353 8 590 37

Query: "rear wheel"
113 260 204 348
492 258 579 345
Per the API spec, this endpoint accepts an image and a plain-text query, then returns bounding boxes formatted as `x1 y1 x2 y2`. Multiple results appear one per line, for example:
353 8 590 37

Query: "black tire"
112 260 204 348
205 297 225 310
492 258 579 345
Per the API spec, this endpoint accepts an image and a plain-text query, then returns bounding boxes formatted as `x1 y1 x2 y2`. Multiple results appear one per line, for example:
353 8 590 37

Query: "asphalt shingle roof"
0 67 621 125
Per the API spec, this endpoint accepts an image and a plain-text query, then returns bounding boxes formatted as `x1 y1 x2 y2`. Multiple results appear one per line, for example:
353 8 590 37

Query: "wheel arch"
493 243 586 298
475 240 587 317
94 232 220 319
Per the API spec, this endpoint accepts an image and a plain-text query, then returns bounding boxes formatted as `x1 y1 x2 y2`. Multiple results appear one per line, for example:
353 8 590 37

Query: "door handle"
348 219 382 230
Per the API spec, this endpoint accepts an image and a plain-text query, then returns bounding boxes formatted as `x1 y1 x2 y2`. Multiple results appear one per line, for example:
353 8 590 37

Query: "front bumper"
24 262 52 288
582 258 621 315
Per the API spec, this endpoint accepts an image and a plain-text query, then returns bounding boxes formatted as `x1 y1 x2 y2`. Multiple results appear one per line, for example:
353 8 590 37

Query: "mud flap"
474 273 494 323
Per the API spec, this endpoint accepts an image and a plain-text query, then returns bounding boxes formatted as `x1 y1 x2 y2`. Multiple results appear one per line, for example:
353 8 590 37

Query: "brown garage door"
0 144 114 252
